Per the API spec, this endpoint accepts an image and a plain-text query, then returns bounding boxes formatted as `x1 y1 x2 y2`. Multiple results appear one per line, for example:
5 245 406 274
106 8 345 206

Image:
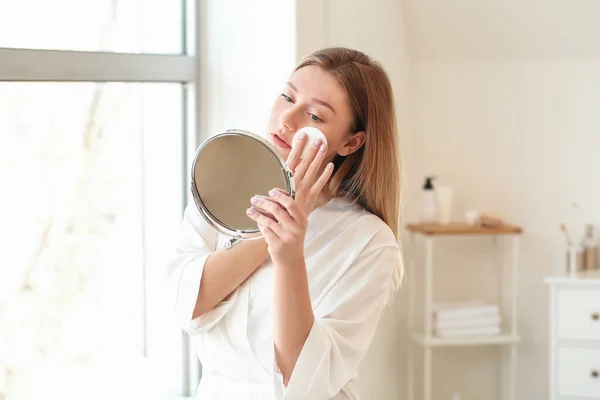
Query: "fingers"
257 224 280 250
257 224 290 254
312 162 335 194
267 189 305 223
294 138 327 181
303 141 329 185
286 132 306 172
246 207 286 238
250 195 295 228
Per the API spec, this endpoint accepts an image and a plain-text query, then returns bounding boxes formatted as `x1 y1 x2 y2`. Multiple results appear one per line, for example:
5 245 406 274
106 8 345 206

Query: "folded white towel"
433 301 499 321
434 314 501 330
435 324 501 337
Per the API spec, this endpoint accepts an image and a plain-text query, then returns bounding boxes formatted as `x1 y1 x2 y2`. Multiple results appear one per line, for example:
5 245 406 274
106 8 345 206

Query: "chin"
266 135 288 157
274 147 290 159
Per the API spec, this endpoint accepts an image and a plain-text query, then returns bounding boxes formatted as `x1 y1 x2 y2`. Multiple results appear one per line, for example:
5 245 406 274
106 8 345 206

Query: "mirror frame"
190 129 295 248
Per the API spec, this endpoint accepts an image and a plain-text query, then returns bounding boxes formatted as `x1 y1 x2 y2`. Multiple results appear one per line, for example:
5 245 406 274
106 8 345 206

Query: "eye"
280 94 294 103
309 113 322 122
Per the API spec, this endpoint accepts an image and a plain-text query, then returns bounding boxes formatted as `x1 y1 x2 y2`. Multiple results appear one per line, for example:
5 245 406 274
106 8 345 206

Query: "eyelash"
309 113 322 122
280 94 323 123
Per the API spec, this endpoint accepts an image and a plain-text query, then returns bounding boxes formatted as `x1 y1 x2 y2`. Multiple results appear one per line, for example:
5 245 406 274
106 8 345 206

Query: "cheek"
268 98 286 129
321 129 345 154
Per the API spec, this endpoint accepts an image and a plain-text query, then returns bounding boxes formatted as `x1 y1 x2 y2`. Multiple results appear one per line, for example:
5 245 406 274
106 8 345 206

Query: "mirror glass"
191 130 293 239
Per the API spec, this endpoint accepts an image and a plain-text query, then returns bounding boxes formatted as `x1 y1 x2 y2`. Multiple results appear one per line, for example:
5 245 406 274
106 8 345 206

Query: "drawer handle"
592 370 599 379
592 312 600 321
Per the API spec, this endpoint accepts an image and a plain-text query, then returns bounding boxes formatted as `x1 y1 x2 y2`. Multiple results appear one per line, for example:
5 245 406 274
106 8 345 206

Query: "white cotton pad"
293 127 327 158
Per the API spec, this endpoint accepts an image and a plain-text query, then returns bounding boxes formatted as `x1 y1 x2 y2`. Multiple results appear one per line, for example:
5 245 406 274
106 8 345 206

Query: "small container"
465 210 480 225
437 186 453 224
421 176 438 223
582 224 598 270
566 245 584 276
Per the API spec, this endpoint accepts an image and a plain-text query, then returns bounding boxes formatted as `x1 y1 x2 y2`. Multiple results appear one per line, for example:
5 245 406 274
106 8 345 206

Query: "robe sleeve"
273 239 401 400
164 202 238 336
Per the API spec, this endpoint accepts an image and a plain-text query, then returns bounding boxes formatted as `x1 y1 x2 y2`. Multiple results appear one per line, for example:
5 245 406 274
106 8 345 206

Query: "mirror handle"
225 238 241 250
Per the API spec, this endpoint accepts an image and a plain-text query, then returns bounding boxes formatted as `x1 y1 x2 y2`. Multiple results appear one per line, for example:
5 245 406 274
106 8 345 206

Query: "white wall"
411 60 600 399
404 0 600 62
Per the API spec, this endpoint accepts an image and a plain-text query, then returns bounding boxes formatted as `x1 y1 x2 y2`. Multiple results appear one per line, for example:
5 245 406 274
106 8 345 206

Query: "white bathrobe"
165 196 400 399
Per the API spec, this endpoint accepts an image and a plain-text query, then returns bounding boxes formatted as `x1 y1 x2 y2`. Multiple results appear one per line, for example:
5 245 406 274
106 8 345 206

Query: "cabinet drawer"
557 288 600 341
557 347 600 398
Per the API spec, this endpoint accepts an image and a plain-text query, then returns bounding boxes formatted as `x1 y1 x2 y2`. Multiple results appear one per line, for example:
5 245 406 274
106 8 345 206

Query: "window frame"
0 0 201 397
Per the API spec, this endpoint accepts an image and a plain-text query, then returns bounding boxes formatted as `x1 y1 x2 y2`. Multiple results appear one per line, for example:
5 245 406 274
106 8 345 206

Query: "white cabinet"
546 271 600 400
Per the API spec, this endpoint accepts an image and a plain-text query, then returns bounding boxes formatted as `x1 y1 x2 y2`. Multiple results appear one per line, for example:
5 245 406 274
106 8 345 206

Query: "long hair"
295 47 404 295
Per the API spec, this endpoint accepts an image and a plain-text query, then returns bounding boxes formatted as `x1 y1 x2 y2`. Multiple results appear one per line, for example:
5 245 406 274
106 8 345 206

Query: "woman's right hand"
246 132 333 260
283 132 334 216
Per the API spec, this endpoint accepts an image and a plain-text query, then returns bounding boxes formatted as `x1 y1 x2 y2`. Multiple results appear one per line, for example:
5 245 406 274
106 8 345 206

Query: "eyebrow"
287 82 336 115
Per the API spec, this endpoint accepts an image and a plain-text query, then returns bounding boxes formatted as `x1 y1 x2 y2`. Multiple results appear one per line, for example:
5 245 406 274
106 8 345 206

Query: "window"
0 0 183 54
0 2 198 400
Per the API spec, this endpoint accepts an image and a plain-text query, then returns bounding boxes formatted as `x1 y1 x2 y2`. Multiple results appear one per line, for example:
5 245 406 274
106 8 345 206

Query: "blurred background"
1 1 599 399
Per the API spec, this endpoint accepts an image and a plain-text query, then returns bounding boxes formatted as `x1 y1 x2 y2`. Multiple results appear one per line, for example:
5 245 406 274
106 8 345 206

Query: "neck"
315 188 332 209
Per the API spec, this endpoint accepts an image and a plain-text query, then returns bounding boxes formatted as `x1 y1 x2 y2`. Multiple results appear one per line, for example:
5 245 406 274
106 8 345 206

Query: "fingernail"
320 144 327 152
327 162 334 169
250 197 258 204
298 132 306 140
269 189 276 196
314 139 322 146
246 208 255 215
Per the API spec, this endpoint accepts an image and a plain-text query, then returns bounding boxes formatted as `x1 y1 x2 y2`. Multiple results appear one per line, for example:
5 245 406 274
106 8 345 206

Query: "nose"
278 105 301 133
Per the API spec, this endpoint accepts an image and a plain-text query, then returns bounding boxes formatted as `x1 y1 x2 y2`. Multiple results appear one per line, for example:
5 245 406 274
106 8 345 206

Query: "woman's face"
267 65 365 163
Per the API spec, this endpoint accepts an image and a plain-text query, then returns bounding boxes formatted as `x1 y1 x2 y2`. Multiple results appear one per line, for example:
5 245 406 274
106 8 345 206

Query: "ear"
338 131 366 156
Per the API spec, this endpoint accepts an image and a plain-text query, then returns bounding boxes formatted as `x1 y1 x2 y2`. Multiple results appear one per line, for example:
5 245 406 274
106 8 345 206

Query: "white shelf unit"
406 223 523 400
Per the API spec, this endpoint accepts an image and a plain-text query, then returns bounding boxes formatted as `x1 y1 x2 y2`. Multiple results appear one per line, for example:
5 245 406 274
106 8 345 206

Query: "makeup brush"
560 223 573 246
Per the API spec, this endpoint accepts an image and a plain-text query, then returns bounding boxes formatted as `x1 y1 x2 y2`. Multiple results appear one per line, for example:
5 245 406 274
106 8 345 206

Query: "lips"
271 132 291 149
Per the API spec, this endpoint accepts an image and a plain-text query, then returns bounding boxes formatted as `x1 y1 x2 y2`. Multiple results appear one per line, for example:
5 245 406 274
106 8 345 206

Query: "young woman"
166 47 403 399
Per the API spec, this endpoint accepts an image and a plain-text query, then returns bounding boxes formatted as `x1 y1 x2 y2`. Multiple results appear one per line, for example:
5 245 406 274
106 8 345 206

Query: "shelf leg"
509 344 517 400
408 343 414 400
497 346 504 400
424 237 433 339
511 236 519 335
424 347 432 400
496 237 504 400
407 234 415 400
510 235 519 400
424 237 433 400
549 285 556 400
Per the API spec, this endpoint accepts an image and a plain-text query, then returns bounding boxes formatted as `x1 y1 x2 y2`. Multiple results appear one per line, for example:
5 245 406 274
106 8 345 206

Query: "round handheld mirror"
191 129 295 249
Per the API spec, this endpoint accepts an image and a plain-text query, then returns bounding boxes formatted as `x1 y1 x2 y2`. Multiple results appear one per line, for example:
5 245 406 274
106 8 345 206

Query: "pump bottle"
421 176 438 223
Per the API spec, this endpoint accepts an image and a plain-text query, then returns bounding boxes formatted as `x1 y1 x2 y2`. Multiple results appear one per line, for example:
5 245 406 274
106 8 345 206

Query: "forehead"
290 65 347 106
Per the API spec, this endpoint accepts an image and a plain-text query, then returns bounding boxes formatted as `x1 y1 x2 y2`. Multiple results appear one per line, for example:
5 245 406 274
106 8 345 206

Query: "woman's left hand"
246 191 307 265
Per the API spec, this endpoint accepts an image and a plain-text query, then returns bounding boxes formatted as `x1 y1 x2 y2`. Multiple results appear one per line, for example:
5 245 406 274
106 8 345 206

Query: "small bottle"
566 245 584 276
583 224 598 270
421 176 438 223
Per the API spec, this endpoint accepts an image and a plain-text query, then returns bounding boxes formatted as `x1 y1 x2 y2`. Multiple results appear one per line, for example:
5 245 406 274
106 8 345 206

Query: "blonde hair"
295 47 404 294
